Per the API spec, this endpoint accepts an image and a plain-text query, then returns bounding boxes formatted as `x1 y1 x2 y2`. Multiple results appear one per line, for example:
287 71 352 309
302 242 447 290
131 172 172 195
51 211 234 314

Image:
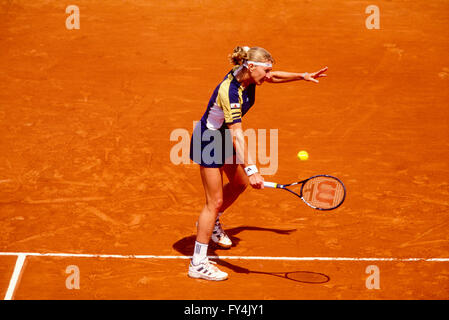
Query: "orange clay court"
0 0 448 300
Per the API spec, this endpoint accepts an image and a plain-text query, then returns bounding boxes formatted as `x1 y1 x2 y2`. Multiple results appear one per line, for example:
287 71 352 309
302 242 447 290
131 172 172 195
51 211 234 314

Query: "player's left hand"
304 66 328 83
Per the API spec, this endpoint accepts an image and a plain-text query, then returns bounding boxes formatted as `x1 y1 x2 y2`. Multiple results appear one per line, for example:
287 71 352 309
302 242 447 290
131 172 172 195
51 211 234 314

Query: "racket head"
284 270 330 284
299 175 346 210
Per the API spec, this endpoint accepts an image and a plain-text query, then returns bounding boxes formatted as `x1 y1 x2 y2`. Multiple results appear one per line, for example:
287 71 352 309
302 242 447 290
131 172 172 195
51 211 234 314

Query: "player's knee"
207 197 224 213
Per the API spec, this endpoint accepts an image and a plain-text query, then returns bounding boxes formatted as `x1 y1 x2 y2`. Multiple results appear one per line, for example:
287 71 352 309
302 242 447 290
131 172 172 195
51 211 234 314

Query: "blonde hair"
229 46 274 66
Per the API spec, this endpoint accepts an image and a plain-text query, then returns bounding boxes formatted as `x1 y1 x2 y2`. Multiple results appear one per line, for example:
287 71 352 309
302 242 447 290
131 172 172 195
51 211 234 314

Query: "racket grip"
263 182 278 188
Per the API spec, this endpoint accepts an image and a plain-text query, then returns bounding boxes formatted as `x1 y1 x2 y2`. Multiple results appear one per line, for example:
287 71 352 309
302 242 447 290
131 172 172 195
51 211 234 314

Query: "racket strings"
301 176 345 209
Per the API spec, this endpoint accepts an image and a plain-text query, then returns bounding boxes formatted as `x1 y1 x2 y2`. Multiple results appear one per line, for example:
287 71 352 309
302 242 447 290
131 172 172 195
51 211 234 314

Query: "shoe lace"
204 259 219 272
214 220 227 235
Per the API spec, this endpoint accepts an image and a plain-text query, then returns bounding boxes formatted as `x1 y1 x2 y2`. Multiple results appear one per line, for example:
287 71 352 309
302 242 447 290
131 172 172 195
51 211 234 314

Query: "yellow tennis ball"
297 150 309 161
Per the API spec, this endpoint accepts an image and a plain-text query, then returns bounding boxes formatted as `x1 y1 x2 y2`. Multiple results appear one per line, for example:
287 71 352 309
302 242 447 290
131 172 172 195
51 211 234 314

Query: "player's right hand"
249 173 264 189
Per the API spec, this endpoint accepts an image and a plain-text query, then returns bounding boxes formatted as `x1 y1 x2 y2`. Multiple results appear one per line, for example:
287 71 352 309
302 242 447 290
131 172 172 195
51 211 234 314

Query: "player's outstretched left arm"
266 66 328 84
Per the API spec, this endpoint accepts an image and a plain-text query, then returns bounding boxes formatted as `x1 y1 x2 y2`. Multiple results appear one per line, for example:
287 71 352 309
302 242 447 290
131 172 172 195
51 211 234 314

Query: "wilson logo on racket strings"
302 180 340 207
170 121 278 175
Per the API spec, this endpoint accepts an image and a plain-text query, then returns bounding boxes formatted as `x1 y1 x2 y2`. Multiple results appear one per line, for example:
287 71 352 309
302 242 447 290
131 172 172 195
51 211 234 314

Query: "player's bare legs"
189 166 228 281
196 166 223 244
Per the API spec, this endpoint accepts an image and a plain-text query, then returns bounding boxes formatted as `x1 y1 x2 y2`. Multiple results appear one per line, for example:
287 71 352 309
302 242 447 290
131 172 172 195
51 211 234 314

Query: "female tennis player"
188 46 327 281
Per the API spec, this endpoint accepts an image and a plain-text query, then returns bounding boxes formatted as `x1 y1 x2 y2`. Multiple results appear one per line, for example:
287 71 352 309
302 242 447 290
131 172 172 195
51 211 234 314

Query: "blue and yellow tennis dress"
190 67 256 168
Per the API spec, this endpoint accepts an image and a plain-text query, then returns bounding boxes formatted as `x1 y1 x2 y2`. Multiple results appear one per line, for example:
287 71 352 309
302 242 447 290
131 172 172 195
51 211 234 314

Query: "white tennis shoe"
195 219 233 248
211 220 232 249
188 259 228 281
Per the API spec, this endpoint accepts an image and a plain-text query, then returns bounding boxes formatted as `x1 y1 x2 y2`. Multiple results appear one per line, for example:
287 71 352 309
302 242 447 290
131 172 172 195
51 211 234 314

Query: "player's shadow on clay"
172 226 330 284
172 226 295 254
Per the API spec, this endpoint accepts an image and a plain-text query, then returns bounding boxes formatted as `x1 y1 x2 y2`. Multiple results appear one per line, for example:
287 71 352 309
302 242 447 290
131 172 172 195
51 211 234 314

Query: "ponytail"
229 46 250 66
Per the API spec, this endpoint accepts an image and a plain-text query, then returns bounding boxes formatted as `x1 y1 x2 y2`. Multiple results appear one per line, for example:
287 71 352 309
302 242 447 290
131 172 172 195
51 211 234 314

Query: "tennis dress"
189 67 256 168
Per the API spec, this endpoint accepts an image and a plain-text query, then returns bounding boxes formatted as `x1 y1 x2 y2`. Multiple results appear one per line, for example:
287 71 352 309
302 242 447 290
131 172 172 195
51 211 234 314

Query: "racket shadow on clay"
214 259 330 284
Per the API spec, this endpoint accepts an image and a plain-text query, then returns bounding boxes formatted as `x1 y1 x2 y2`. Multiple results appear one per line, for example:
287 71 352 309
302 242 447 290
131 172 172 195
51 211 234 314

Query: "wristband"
244 165 258 177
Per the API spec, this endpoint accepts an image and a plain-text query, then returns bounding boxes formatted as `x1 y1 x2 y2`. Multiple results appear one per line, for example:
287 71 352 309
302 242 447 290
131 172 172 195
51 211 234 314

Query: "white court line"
4 254 27 300
1 251 449 262
2 251 448 300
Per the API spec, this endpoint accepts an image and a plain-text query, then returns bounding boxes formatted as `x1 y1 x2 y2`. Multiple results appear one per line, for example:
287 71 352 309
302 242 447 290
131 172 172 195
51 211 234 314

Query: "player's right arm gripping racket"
263 175 346 211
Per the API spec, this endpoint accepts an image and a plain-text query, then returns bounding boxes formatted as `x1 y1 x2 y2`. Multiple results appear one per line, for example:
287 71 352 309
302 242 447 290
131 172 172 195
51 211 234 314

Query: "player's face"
250 63 272 85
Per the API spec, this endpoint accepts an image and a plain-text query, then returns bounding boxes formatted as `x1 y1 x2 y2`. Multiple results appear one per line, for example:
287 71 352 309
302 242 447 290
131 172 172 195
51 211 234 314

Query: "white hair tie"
242 46 250 52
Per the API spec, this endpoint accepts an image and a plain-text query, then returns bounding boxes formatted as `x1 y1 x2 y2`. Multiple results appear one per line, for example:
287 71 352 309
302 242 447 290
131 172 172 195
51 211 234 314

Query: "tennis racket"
263 174 346 211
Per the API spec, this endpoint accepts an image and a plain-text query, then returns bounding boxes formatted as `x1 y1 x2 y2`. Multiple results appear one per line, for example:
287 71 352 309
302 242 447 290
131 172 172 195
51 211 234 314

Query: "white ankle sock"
192 241 208 265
